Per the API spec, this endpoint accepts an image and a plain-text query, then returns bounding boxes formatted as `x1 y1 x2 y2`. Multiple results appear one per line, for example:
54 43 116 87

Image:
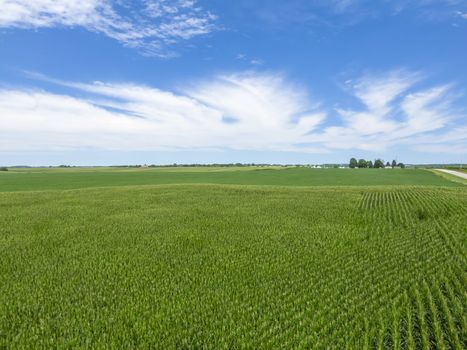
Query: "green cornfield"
0 168 465 348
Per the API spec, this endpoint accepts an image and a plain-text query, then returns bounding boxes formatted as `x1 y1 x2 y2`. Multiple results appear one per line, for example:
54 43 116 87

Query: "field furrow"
0 183 465 348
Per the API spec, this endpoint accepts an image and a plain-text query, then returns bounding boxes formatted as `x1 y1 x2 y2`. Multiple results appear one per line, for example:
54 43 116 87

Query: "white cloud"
234 54 264 66
0 0 217 57
0 70 464 154
250 59 264 66
307 70 465 152
351 70 420 114
0 72 325 152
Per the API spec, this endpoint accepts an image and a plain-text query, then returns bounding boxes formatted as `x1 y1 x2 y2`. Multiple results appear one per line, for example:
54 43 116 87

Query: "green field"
0 168 466 348
0 167 458 191
432 169 467 186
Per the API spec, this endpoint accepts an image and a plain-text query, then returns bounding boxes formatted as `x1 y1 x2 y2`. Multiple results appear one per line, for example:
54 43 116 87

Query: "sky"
0 0 466 166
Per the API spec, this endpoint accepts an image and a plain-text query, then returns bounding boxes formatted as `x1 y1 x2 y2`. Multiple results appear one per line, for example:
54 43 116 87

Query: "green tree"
386 161 391 168
0 167 8 171
391 160 397 168
398 163 405 168
358 159 368 168
368 160 374 168
349 158 358 169
374 159 384 168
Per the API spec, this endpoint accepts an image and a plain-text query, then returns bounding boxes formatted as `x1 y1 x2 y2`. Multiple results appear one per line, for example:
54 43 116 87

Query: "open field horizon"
2 0 466 347
0 167 461 192
1 167 466 348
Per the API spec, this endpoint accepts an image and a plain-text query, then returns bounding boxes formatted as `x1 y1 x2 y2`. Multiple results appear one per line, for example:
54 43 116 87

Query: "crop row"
0 185 465 348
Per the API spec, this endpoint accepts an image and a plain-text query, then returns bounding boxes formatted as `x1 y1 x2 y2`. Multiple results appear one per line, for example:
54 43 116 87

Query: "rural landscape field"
1 0 467 348
1 167 465 348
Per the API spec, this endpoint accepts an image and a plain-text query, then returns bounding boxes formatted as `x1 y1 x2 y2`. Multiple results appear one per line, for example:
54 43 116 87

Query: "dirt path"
435 169 467 180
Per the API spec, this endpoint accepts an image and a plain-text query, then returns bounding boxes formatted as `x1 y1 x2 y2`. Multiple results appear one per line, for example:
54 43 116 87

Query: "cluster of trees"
349 158 405 169
0 167 8 171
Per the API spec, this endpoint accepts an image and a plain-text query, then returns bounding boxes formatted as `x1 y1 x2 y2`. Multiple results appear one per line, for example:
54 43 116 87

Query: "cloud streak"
0 70 465 155
0 72 325 152
307 70 465 153
252 0 467 29
0 0 217 57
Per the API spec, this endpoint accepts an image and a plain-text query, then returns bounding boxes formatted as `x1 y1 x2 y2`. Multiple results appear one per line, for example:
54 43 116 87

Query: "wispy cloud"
0 0 217 57
250 59 264 66
382 0 467 22
0 72 325 152
307 70 465 152
252 0 467 29
0 69 464 154
235 53 264 66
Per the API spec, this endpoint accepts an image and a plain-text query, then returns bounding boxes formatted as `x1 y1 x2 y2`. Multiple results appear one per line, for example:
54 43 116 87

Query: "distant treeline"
5 163 465 169
116 163 353 168
115 163 297 168
349 158 405 169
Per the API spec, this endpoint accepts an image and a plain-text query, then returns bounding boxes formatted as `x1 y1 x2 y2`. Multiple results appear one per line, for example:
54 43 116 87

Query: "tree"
374 159 384 168
0 167 7 171
368 160 374 168
349 158 358 169
398 163 405 168
358 159 368 168
391 160 397 168
386 161 391 168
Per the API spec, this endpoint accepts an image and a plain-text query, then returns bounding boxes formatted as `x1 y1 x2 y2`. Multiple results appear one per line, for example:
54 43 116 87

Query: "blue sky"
0 0 466 165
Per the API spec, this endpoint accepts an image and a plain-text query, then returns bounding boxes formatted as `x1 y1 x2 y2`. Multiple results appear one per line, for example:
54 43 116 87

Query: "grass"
431 169 467 186
0 168 465 348
0 167 459 192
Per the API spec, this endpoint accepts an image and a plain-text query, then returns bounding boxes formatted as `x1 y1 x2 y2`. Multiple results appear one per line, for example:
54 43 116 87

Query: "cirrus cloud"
306 70 465 153
0 69 465 155
0 0 218 57
0 72 325 152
